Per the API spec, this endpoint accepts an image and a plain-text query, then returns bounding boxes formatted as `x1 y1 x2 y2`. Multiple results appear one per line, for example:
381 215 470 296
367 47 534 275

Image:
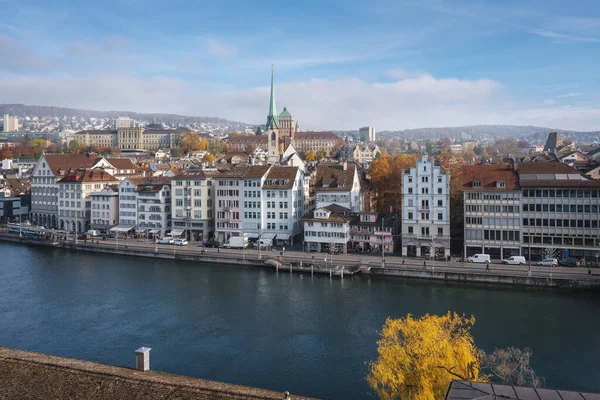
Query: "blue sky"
1 0 600 130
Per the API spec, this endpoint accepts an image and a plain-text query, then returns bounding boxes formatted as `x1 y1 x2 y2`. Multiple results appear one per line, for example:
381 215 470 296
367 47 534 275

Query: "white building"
314 162 362 212
90 185 119 232
116 177 142 233
115 117 137 129
3 114 19 132
401 154 450 258
30 154 100 228
302 204 351 253
135 178 172 237
57 169 119 233
259 166 304 245
359 126 376 142
171 169 217 242
215 165 270 243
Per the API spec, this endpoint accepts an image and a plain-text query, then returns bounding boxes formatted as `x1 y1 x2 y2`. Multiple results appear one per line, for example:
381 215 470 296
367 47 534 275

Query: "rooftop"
315 163 357 191
263 166 299 189
0 346 318 400
462 164 520 191
445 380 600 400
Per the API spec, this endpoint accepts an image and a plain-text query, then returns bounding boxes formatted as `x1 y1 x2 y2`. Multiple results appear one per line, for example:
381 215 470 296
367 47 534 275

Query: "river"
0 242 599 399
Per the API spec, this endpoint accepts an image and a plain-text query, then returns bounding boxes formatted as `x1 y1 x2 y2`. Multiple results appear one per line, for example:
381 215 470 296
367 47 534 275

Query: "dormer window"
473 180 482 188
497 180 506 188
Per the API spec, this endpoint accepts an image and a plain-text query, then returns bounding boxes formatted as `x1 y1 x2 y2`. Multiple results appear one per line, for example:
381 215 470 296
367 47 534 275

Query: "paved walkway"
73 237 599 281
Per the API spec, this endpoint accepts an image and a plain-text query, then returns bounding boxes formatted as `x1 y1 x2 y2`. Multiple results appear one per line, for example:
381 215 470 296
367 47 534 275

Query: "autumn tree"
305 151 316 161
316 150 326 160
367 312 482 400
487 137 518 159
479 347 543 388
68 140 81 154
369 154 416 213
202 153 215 163
180 132 208 154
0 146 13 160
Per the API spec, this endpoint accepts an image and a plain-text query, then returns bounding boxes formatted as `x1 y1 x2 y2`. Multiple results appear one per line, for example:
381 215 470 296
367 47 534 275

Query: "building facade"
359 126 376 142
90 185 119 232
401 155 450 258
3 114 19 132
171 169 217 242
135 179 172 237
348 212 399 254
57 169 119 233
315 162 362 212
302 205 351 253
75 126 190 151
462 164 521 259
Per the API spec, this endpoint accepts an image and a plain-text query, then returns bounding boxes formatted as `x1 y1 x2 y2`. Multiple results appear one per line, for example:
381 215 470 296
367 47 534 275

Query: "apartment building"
401 154 450 258
30 154 99 228
260 166 304 245
302 204 351 253
462 164 521 259
136 178 172 237
339 143 381 168
518 162 600 261
214 165 270 243
349 212 400 253
57 169 119 233
171 169 218 242
90 185 119 232
314 161 362 212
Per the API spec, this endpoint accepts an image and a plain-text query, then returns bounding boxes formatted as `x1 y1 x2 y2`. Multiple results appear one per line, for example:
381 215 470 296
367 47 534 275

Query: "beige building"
75 125 190 151
115 117 137 129
359 126 376 142
3 114 19 132
90 185 119 232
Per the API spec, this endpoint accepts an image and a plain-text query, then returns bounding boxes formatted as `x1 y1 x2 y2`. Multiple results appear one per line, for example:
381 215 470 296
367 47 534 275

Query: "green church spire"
266 65 279 129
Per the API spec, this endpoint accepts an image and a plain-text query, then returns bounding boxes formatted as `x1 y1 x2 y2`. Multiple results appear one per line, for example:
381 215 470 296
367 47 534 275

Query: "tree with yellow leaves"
367 312 482 400
180 132 208 154
305 150 316 161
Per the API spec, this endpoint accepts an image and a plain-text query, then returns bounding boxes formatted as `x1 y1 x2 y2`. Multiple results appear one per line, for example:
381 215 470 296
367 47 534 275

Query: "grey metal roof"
445 380 600 400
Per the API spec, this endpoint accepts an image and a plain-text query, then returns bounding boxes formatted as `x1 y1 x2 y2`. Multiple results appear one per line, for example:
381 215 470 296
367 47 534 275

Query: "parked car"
158 237 174 245
86 230 101 237
537 258 558 267
78 233 92 240
559 257 578 267
203 240 220 248
502 256 526 265
467 254 490 264
174 239 188 246
253 238 273 249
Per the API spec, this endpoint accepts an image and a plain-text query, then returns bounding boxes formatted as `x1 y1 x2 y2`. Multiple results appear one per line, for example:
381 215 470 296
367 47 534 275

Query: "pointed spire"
266 65 279 129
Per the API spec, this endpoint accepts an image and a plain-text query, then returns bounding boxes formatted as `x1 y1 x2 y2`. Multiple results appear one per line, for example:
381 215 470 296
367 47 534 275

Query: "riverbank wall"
367 266 599 290
2 234 599 291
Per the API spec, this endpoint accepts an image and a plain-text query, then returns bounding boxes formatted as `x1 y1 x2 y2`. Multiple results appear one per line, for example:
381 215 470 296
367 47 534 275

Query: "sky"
1 0 600 131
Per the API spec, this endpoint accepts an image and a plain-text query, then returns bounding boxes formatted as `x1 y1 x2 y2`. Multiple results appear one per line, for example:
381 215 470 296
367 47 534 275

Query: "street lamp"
528 234 532 277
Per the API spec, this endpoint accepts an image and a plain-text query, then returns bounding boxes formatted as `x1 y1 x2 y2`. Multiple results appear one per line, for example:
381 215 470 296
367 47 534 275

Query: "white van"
253 238 273 249
87 230 100 237
467 254 490 264
502 256 526 265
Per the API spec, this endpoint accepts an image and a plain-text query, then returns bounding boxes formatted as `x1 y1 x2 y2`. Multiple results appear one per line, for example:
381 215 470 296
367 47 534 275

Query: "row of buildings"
463 162 600 261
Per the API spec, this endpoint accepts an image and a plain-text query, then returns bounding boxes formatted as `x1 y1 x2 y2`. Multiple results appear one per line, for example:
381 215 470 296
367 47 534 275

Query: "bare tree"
479 347 544 388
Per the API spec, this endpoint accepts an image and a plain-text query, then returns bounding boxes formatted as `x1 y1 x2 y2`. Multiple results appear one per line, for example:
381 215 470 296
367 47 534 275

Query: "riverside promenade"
1 233 599 290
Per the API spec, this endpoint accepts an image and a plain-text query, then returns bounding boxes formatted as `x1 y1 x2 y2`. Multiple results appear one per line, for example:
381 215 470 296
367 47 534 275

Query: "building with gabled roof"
302 204 352 253
314 161 362 212
57 168 120 233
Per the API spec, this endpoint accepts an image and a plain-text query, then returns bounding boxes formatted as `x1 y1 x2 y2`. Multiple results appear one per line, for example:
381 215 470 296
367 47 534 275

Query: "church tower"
267 66 281 164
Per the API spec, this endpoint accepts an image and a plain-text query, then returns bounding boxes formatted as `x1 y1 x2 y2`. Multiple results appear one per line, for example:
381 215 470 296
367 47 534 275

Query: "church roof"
279 107 292 118
266 67 279 129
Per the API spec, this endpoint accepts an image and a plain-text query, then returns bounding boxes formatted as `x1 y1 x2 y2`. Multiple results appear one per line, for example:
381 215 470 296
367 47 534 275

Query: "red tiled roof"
43 154 99 175
315 164 357 191
462 164 519 191
57 169 119 183
263 166 299 189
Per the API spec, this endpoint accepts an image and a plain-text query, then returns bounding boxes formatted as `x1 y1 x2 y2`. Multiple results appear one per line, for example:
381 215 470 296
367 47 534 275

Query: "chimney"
343 161 347 171
135 347 151 371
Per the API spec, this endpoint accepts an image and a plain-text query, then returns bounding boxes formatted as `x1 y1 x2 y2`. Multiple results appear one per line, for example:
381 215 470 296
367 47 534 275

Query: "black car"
559 257 578 267
203 240 220 248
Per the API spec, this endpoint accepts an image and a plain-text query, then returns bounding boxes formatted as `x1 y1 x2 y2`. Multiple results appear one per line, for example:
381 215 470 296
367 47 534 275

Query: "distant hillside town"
2 69 600 265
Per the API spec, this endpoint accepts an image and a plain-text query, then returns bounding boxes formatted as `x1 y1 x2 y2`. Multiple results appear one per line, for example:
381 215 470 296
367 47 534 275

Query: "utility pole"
528 234 532 277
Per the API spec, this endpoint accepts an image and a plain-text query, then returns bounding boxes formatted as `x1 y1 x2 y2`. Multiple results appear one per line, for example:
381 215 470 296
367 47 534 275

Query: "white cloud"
386 68 429 80
0 73 599 131
207 37 236 57
530 29 600 43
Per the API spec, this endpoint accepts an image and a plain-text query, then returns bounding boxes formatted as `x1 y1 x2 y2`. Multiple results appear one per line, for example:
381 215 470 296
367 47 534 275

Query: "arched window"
271 132 276 141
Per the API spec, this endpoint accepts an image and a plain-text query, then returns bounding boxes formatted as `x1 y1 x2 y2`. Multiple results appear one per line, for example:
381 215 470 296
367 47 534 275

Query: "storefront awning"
261 233 276 239
246 232 259 239
170 228 185 236
148 229 158 234
109 225 135 233
276 233 291 240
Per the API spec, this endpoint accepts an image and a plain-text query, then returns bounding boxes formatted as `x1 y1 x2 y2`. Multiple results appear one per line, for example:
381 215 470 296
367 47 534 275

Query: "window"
408 212 413 219
497 180 506 188
408 226 413 234
437 200 443 207
437 188 442 194
438 227 443 235
408 188 413 194
473 180 482 188
438 213 443 221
